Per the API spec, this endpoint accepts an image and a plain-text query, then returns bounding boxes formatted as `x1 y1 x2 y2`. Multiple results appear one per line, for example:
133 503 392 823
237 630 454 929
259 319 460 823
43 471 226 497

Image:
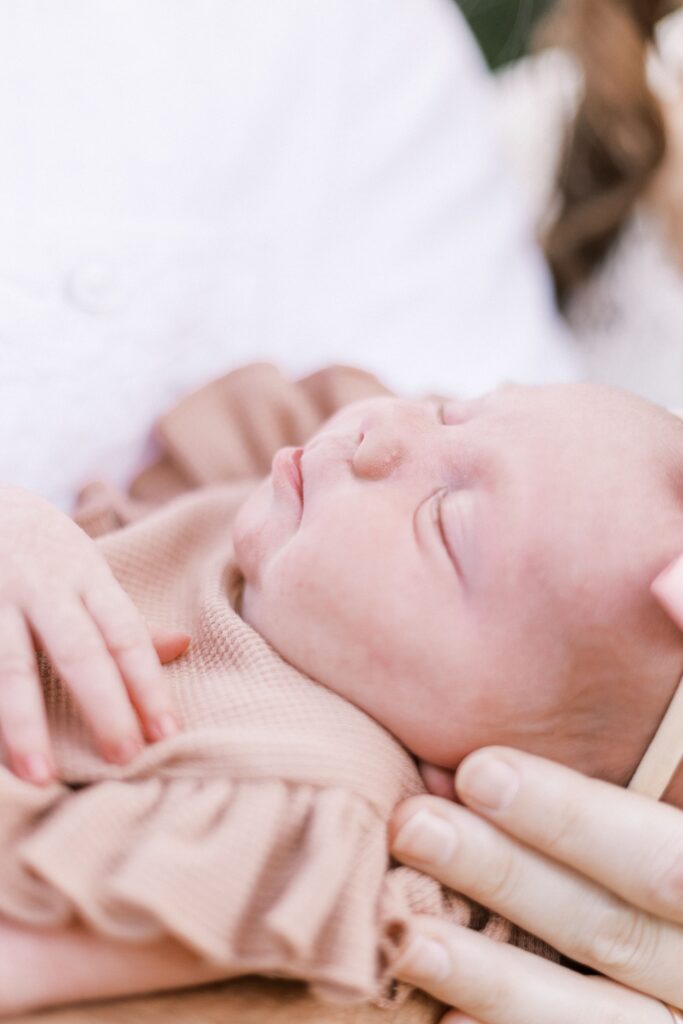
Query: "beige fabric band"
629 672 683 800
629 673 683 1022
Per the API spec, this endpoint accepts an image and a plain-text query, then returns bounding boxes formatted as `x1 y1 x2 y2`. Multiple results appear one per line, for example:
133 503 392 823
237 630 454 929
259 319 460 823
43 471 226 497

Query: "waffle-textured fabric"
0 363 549 1006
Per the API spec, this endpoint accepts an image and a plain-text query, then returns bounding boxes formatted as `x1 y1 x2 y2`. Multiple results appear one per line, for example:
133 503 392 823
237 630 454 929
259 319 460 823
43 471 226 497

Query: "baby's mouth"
291 447 304 502
271 446 304 505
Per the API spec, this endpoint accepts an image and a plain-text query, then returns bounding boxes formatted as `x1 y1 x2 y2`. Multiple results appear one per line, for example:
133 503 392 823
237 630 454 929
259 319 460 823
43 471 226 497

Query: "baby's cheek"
243 549 339 668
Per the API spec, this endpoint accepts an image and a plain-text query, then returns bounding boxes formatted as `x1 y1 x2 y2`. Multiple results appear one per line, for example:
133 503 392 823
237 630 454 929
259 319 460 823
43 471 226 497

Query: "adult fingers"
391 795 683 1005
394 916 671 1024
82 580 180 743
28 595 144 763
652 553 683 632
0 604 54 784
453 747 683 927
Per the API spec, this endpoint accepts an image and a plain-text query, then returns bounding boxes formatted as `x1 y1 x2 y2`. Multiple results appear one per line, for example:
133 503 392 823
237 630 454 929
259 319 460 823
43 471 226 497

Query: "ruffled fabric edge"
0 768 476 1005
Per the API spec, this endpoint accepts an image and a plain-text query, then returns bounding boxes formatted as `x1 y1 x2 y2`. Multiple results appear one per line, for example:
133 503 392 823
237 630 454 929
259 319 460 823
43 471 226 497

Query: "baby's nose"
351 407 414 480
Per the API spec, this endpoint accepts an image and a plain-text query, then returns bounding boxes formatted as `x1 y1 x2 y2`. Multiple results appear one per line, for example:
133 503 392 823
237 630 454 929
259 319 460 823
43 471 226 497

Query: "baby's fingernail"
109 737 143 764
392 809 457 865
457 755 519 811
395 935 451 983
20 753 54 785
169 630 190 642
150 713 180 741
166 631 191 651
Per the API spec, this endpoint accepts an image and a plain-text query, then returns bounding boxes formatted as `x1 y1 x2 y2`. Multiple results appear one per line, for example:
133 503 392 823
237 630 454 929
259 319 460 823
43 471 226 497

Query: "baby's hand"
0 486 189 785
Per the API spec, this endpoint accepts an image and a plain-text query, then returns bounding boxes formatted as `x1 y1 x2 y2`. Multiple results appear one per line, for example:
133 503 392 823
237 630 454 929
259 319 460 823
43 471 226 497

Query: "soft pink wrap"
0 364 548 1007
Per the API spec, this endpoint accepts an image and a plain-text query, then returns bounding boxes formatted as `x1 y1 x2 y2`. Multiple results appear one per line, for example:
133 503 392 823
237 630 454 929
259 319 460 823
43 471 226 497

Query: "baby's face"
234 383 683 772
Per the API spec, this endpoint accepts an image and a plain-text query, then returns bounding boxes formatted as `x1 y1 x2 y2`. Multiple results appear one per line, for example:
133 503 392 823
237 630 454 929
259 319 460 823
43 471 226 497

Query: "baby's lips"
652 553 683 632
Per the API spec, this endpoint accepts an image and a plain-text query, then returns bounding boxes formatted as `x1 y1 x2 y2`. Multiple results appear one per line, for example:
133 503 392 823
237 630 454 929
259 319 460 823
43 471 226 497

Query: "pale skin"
235 382 683 780
387 83 683 1024
4 384 683 1016
387 557 683 1024
0 486 188 784
390 742 683 1023
4 22 683 1024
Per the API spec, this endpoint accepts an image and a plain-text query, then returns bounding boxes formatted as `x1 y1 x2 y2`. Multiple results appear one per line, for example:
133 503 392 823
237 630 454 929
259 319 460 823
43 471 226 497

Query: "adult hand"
389 747 683 1023
0 486 189 786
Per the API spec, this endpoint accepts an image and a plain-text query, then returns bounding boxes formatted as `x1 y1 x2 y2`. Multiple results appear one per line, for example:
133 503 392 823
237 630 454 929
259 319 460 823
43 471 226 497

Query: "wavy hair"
540 0 677 302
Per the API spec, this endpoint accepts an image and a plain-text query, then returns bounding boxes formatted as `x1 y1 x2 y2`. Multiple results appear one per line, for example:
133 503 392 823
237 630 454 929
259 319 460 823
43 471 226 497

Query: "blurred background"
456 0 555 67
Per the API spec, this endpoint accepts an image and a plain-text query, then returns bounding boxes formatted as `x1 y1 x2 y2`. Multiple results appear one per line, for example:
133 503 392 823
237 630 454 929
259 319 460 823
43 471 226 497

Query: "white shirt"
0 0 576 510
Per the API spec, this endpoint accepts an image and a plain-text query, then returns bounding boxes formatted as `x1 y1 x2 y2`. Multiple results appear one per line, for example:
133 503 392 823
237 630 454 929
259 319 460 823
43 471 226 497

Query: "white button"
64 259 128 315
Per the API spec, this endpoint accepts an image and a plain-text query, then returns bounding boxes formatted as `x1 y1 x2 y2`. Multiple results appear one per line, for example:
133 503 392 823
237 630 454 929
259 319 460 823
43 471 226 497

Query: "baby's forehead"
478 393 666 574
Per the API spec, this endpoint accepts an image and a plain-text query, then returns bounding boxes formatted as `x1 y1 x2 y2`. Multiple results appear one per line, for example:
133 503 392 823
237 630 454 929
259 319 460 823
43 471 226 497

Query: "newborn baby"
235 382 683 788
2 369 683 1017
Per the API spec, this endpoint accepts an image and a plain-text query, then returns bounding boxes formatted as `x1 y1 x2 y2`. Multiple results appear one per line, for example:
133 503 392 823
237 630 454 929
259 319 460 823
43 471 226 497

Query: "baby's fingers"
149 626 191 665
0 604 54 784
29 594 146 764
83 580 180 743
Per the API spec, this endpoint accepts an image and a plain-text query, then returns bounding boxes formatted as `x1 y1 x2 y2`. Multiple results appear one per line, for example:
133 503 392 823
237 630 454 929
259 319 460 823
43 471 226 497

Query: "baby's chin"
233 474 305 588
232 478 277 585
233 481 260 558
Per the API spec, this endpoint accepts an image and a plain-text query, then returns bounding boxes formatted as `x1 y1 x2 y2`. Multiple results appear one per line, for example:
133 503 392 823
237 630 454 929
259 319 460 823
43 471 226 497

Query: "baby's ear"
418 760 456 799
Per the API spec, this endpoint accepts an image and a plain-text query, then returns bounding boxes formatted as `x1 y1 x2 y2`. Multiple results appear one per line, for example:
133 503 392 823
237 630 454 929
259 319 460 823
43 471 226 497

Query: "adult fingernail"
458 756 519 810
395 935 451 983
392 809 457 865
20 753 54 785
150 712 180 741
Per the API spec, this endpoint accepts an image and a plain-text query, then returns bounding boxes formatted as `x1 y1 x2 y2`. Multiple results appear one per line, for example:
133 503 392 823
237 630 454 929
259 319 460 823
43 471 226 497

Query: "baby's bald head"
514 386 683 784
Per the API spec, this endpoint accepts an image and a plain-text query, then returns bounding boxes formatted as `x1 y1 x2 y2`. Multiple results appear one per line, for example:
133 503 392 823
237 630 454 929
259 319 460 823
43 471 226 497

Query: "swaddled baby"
2 368 683 1017
235 381 683 789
